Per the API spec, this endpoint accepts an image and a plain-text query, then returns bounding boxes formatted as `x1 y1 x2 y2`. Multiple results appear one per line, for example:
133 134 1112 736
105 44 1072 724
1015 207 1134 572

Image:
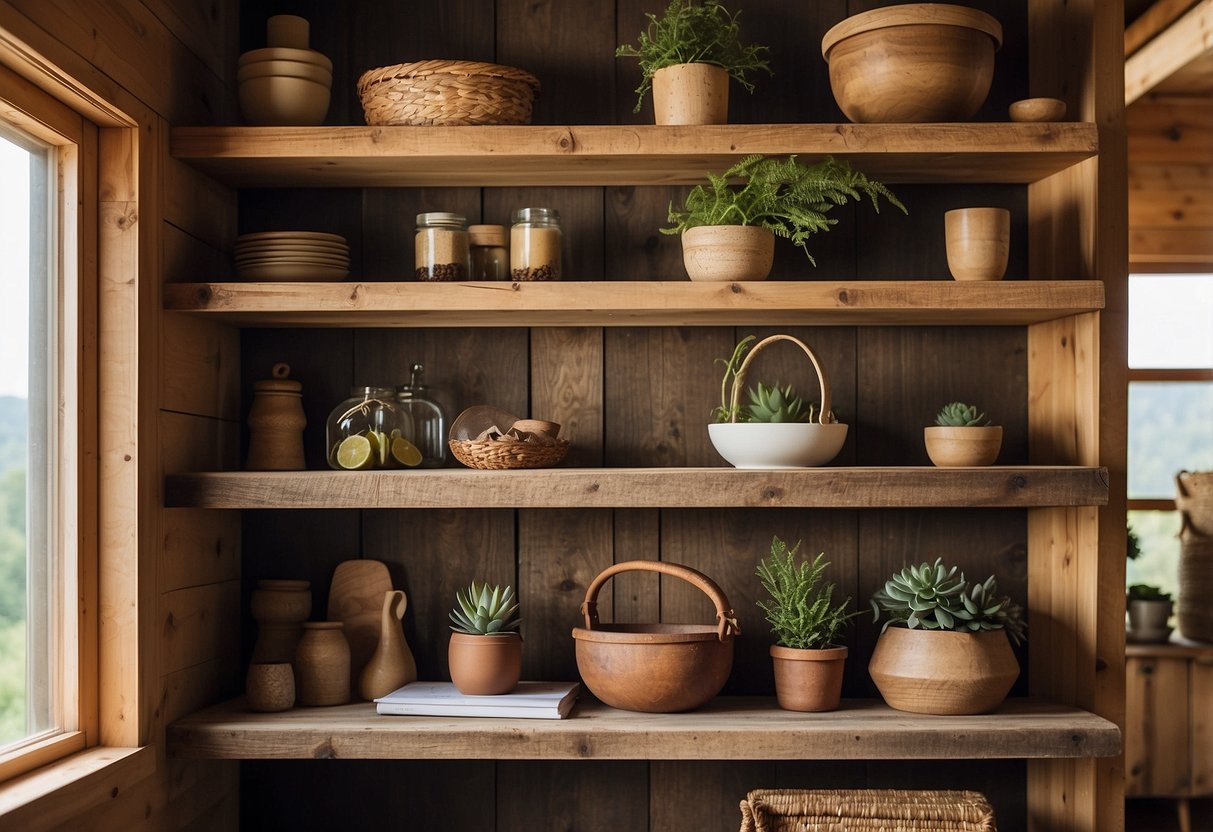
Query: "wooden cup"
652 63 729 126
245 662 296 712
944 208 1009 281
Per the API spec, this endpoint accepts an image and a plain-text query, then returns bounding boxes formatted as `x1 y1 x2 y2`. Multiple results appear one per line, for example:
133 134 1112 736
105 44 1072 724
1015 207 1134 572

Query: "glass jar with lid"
325 386 408 470
396 363 448 468
468 224 509 281
510 207 561 281
415 212 470 282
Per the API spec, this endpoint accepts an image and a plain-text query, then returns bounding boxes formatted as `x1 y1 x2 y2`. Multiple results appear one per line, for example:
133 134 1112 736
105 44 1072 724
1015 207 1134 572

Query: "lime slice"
390 436 423 468
366 429 389 468
336 434 375 470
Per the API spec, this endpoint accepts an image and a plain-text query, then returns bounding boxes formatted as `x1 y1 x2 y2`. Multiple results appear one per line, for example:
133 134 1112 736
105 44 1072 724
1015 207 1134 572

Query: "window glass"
1127 510 1182 599
1128 274 1213 369
1127 382 1213 500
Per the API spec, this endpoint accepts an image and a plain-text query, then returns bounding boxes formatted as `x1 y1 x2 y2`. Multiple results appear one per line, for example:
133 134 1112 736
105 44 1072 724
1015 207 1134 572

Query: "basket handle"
728 334 834 425
580 560 739 642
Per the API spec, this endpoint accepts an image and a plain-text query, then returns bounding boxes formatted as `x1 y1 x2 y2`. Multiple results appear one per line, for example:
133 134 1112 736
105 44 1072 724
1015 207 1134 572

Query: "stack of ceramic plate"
235 232 350 281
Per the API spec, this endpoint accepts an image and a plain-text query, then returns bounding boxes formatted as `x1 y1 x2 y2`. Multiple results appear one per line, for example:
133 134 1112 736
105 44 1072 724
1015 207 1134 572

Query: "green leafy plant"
664 155 905 264
1127 524 1141 561
712 335 832 424
1127 583 1170 602
934 402 991 427
870 558 1026 646
756 536 853 650
449 582 521 635
615 0 771 113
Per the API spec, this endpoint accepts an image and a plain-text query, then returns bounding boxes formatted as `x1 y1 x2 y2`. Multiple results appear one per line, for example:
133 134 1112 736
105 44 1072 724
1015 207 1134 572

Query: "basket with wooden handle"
357 60 540 126
572 560 738 713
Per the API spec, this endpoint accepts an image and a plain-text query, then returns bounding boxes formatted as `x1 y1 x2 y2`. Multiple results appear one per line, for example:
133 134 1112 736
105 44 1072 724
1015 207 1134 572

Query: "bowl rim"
238 46 333 72
822 3 1003 59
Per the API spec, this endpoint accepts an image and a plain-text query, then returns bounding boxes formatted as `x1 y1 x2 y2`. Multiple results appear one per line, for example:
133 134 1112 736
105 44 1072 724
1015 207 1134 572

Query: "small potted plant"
708 334 848 468
869 558 1025 715
756 536 853 712
448 582 522 695
616 0 770 125
1126 583 1172 644
923 401 1003 467
663 154 904 282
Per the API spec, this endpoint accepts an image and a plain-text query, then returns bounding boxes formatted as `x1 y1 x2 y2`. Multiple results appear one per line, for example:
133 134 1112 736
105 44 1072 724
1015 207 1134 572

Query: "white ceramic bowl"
708 422 848 468
237 59 333 86
239 76 330 126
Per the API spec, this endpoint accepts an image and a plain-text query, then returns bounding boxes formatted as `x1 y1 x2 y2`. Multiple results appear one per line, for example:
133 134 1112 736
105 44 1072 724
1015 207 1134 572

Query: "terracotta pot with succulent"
1126 583 1173 644
756 536 854 712
923 401 1003 467
448 582 522 695
616 0 770 125
664 155 904 282
869 558 1025 715
708 334 848 468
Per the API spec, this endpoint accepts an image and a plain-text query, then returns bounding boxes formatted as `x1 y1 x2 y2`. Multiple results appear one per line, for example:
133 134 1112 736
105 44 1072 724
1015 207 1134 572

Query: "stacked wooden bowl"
235 232 350 281
238 15 332 126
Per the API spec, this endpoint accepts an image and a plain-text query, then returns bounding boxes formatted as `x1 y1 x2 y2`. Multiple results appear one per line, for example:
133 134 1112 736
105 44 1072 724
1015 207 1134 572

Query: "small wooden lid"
253 362 303 393
822 3 1003 58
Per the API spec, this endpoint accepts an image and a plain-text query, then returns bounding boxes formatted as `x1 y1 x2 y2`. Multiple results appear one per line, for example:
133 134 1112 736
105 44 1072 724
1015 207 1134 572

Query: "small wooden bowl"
511 418 560 438
1008 97 1066 122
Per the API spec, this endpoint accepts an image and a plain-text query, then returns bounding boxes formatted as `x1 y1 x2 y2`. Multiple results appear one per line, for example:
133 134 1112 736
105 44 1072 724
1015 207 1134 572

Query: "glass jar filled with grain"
415 212 470 281
510 208 562 281
469 224 509 280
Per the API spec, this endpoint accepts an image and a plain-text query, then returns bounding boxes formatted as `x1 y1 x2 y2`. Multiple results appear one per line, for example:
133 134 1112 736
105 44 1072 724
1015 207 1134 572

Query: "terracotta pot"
295 621 351 706
652 63 728 125
359 590 417 700
923 425 1003 467
246 363 307 470
449 632 522 695
944 208 1009 281
868 627 1019 715
250 579 311 664
681 225 774 282
245 662 296 712
771 645 847 712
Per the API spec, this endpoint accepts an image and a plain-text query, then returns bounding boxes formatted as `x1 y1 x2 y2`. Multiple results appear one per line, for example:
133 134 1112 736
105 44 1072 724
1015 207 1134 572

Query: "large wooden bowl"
822 4 1002 123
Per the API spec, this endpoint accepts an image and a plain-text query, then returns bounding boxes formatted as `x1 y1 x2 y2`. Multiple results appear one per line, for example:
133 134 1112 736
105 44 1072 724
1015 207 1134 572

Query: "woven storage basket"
357 60 540 126
449 436 568 470
739 788 997 832
1177 471 1213 641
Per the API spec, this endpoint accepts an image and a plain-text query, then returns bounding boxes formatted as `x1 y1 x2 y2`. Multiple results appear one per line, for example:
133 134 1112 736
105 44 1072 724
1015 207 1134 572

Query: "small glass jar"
415 212 469 282
469 224 509 280
396 364 448 468
510 207 562 281
325 386 408 470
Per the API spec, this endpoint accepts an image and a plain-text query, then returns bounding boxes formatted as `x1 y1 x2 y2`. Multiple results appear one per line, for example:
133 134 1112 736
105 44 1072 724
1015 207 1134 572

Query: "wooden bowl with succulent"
707 334 848 468
924 401 1003 467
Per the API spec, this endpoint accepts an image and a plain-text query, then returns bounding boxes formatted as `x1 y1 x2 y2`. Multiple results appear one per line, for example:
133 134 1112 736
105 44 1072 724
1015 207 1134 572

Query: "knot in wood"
1011 475 1027 489
837 289 851 305
559 579 576 592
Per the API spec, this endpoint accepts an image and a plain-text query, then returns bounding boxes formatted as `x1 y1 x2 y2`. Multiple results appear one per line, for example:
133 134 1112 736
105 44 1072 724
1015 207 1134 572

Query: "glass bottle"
469 224 509 280
510 207 562 281
415 212 470 281
396 364 448 468
325 386 407 470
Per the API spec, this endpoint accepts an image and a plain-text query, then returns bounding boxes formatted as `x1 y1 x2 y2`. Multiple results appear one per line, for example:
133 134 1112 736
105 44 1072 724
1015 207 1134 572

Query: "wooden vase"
245 661 295 712
651 63 728 125
448 632 521 696
681 225 774 282
923 425 1003 467
868 627 1018 715
246 362 307 470
295 621 351 706
359 590 417 700
249 579 311 664
770 645 847 712
944 208 1010 281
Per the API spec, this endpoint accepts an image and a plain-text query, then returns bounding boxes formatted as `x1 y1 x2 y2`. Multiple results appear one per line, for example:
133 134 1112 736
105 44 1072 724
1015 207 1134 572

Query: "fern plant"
664 155 906 264
756 536 853 650
616 0 771 113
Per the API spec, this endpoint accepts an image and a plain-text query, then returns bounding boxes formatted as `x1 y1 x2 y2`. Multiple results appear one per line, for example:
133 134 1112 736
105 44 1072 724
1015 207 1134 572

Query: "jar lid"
253 362 302 393
468 224 507 247
416 212 468 228
511 207 560 225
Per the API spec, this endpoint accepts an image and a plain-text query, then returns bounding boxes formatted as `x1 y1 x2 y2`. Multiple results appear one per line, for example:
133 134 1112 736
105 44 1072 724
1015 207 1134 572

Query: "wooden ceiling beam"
1126 0 1213 104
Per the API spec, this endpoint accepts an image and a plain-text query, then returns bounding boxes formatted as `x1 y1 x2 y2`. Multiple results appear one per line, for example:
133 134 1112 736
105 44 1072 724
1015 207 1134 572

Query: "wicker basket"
449 436 568 470
739 789 997 832
1177 470 1213 642
357 60 540 126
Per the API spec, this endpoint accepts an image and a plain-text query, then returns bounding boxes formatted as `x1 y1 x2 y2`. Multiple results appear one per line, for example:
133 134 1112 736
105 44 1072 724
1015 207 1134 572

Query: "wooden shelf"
164 466 1109 510
169 123 1098 187
163 280 1105 328
166 696 1120 761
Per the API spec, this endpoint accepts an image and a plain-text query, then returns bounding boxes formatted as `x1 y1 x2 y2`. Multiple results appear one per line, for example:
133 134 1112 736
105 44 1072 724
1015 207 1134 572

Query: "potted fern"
664 154 904 282
616 0 770 125
924 401 1003 467
448 582 521 695
869 558 1025 715
708 334 848 467
756 536 853 712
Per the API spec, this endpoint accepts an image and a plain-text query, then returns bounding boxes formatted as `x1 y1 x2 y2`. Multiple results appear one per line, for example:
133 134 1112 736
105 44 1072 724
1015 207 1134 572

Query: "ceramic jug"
359 590 416 700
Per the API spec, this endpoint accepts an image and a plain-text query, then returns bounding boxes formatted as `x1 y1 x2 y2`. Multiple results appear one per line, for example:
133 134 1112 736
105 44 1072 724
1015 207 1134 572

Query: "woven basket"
739 789 997 832
1177 471 1213 641
357 60 540 126
449 436 568 470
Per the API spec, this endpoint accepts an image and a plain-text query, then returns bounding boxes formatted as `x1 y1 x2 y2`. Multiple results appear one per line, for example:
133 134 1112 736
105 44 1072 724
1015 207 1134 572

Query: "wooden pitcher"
359 590 417 700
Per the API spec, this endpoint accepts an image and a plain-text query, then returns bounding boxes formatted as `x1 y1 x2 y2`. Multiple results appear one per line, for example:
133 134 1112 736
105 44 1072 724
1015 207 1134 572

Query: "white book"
374 681 580 719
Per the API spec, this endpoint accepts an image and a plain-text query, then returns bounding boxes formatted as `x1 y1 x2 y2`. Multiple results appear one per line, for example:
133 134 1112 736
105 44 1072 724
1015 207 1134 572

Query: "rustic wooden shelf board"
169 124 1098 187
166 697 1120 761
164 467 1109 509
163 280 1105 327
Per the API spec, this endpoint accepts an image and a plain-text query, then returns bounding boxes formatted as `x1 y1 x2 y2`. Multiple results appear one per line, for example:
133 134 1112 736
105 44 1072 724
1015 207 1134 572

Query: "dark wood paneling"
497 761 649 832
652 760 775 832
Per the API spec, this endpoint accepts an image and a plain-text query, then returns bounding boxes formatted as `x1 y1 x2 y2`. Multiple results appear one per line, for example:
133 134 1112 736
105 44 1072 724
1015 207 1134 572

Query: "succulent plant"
870 558 1025 646
756 536 853 650
934 402 991 427
746 382 812 423
1127 583 1170 602
449 582 521 636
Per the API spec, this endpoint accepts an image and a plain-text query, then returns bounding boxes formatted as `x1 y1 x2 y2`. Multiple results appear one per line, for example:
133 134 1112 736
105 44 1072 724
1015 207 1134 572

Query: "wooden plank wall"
235 1 1036 829
0 0 242 828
